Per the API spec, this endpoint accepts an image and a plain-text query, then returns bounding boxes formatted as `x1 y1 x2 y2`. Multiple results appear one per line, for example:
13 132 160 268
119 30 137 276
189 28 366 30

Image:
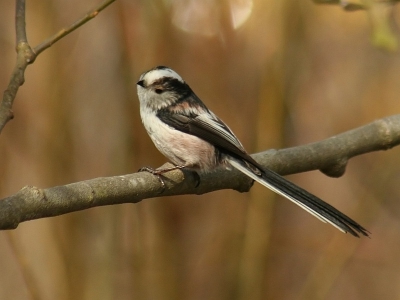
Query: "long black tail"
227 157 369 237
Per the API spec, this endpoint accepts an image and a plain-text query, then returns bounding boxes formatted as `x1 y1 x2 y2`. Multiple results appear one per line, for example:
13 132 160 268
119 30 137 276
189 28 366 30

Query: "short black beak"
137 80 145 87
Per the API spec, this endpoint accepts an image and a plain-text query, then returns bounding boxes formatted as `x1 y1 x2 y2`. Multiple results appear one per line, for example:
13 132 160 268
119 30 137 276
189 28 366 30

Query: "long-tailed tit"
136 66 369 237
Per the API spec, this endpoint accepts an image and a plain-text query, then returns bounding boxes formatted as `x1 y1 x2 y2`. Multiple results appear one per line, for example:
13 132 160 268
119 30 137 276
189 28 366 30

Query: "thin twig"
0 0 115 134
33 0 116 56
1 115 399 230
0 0 34 133
15 0 28 44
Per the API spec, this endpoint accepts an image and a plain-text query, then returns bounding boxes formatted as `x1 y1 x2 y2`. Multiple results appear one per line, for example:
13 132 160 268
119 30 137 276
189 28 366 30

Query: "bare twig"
15 0 28 44
0 0 115 133
33 0 115 56
0 0 33 133
1 115 399 230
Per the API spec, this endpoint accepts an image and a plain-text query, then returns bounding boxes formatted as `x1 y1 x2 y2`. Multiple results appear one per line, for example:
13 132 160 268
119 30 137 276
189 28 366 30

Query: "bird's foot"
138 165 187 192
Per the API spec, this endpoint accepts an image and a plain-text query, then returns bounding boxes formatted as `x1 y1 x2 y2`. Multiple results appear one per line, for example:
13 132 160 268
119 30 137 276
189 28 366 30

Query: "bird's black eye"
137 80 145 87
155 88 164 94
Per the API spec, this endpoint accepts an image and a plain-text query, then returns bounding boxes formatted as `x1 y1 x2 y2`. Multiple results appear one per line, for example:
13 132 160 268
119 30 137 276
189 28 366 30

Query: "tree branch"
1 115 399 230
33 0 115 56
0 0 115 133
15 0 28 44
0 0 33 133
254 115 400 177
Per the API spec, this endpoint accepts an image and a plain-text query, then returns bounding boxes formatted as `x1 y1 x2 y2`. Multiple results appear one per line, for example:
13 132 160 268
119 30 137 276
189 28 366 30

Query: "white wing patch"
195 114 246 152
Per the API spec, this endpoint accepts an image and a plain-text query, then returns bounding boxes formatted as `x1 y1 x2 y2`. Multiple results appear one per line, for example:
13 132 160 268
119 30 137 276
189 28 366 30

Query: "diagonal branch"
1 115 399 230
0 0 115 134
254 114 400 177
33 0 115 56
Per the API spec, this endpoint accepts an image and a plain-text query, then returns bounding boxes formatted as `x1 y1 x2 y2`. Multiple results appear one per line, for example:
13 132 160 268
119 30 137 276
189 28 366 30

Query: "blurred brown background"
1 0 400 299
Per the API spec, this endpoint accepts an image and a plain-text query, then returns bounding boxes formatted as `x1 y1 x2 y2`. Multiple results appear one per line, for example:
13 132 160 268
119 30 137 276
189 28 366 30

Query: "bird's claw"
138 166 166 193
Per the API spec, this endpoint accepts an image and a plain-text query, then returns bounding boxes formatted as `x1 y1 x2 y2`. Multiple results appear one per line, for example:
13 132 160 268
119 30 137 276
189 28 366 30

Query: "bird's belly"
142 114 218 171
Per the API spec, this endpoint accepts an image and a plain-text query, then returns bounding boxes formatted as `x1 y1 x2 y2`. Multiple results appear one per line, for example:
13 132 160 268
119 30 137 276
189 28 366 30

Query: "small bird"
136 66 369 237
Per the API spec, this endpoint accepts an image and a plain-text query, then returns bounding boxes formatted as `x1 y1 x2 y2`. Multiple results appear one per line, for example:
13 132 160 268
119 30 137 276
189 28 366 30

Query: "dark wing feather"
157 108 263 169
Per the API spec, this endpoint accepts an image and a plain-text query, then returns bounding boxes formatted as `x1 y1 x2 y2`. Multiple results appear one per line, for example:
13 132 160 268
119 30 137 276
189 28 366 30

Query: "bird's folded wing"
157 109 261 167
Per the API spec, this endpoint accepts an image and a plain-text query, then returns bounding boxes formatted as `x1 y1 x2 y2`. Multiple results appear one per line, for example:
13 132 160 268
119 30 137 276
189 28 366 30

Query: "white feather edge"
226 157 347 234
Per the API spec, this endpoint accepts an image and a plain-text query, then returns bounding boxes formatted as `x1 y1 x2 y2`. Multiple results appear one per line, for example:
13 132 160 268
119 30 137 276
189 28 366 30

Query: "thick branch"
1 115 400 230
255 115 400 177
